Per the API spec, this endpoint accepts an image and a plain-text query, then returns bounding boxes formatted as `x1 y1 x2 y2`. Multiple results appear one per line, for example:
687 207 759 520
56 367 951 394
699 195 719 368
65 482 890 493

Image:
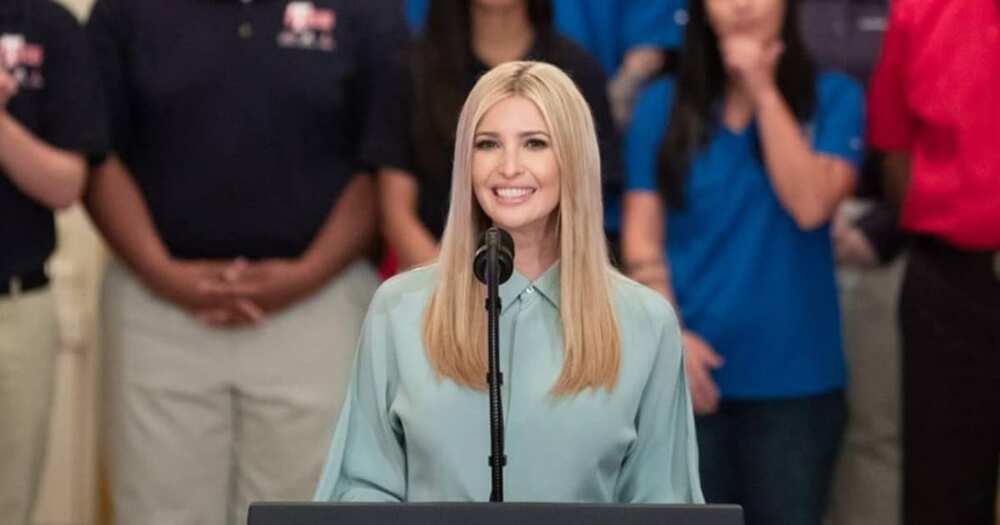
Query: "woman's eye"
525 138 549 150
475 139 499 150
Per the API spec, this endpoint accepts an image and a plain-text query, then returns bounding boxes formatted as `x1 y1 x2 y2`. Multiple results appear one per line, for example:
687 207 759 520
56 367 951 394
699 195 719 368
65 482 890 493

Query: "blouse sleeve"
314 290 406 502
615 298 704 503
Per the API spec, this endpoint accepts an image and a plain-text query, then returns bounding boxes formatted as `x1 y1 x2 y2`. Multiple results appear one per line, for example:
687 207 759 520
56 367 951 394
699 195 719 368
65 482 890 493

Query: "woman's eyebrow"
474 130 551 138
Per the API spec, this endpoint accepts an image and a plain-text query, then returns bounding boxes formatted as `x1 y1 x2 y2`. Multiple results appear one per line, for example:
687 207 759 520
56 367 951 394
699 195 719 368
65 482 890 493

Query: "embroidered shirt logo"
277 2 336 51
1 34 45 89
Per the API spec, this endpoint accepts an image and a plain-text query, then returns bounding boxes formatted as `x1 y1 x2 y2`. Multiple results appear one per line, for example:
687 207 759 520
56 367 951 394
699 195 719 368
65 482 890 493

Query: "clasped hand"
153 257 316 329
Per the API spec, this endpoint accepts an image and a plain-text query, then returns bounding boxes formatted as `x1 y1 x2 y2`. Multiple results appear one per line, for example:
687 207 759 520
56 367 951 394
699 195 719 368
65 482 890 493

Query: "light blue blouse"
314 262 703 503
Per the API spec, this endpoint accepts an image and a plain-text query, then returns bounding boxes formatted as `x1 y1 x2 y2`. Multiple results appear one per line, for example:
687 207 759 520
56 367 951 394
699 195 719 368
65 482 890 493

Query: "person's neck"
471 3 535 67
722 83 755 132
507 223 559 282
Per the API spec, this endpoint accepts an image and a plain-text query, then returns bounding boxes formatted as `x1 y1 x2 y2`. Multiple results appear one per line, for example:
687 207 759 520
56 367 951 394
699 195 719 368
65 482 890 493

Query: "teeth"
495 188 534 198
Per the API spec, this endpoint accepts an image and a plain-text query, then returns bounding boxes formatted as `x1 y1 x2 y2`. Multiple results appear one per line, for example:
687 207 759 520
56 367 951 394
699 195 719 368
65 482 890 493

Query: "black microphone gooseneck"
473 226 514 502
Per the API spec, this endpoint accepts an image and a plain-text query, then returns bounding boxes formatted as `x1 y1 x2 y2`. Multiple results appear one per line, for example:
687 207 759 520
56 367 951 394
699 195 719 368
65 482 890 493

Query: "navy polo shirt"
87 0 406 260
0 0 107 280
625 73 864 399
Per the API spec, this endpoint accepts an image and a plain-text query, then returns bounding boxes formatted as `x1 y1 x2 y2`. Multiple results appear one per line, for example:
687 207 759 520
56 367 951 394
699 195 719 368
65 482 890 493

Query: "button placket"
501 295 523 427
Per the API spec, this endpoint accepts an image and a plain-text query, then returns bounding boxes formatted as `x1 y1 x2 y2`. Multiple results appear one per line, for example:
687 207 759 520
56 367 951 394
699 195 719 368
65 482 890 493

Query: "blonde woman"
314 61 702 503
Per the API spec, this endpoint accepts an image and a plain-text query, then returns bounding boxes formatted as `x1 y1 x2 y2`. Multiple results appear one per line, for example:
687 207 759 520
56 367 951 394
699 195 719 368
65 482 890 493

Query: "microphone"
472 226 515 502
473 227 515 285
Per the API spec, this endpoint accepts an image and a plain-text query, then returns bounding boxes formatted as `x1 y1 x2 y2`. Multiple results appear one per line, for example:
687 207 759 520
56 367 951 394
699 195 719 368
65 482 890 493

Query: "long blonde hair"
422 61 620 396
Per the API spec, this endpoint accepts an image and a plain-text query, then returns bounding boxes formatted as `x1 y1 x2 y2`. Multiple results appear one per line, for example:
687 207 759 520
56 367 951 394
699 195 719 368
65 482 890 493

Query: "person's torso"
649 75 849 399
373 265 673 501
891 0 1000 249
115 0 384 259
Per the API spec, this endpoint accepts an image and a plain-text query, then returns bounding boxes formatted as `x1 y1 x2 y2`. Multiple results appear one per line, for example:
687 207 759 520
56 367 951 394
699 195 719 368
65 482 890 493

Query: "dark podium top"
248 502 743 525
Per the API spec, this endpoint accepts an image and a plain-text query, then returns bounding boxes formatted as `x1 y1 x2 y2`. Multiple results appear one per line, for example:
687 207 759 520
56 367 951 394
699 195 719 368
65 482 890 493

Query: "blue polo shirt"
624 73 864 399
403 0 687 76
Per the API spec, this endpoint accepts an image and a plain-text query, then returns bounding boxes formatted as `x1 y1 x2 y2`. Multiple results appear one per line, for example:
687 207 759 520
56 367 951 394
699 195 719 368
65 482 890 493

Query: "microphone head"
473 227 515 285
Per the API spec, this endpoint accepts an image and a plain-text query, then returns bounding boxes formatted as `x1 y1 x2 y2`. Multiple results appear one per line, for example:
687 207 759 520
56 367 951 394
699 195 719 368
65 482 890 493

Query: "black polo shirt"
87 0 406 260
363 35 621 240
0 0 106 280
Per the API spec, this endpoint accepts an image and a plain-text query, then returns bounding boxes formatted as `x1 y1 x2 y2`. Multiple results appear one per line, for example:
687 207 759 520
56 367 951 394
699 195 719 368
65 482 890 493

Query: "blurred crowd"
1 0 997 525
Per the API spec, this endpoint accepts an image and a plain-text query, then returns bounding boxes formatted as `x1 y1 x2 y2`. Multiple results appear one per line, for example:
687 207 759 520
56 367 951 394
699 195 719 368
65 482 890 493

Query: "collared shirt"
625 73 864 399
868 0 1000 249
314 262 703 503
86 0 406 260
0 0 106 279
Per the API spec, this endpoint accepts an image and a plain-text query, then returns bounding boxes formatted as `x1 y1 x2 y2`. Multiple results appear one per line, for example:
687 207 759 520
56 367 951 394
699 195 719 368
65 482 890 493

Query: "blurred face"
472 96 560 238
704 0 785 42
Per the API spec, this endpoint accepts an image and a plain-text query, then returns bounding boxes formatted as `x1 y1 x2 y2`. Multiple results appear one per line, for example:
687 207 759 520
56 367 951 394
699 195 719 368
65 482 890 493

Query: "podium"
248 502 743 525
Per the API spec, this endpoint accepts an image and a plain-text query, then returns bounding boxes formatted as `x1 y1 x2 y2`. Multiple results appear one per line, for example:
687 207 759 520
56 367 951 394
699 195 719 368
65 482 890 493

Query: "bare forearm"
0 113 86 209
621 193 676 303
756 90 846 229
381 210 439 270
619 47 665 80
84 156 172 279
298 174 378 287
376 169 439 270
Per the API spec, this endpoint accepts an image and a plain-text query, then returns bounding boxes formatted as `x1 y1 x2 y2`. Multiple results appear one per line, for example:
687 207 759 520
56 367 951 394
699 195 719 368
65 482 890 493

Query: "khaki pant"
101 260 377 525
829 259 905 525
0 286 58 525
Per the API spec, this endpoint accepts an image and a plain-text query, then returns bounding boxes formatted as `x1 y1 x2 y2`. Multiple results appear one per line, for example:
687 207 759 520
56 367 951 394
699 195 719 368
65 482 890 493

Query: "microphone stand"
485 238 506 502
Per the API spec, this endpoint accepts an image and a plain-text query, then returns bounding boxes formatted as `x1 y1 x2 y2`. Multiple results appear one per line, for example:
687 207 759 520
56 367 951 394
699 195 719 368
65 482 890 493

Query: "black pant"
900 238 1000 525
697 391 846 525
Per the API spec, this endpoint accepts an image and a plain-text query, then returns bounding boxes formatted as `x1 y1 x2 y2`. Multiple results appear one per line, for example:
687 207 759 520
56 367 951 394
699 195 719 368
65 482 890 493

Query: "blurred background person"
868 0 1000 523
0 1 106 523
369 0 619 272
621 0 864 523
84 1 405 524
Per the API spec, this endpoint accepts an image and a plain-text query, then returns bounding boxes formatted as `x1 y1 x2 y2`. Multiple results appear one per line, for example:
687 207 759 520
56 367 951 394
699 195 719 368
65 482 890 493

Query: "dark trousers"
900 238 1000 525
697 390 846 525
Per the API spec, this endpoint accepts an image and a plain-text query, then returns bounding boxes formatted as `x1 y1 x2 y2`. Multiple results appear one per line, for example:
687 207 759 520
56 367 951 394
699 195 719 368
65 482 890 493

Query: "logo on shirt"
0 34 44 89
277 2 336 51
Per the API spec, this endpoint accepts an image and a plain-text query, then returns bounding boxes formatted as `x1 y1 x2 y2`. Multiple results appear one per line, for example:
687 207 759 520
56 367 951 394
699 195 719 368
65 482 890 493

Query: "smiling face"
471 95 560 238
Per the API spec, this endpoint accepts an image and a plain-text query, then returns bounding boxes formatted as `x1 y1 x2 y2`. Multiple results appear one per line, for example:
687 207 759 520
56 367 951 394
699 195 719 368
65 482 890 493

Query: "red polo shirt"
868 0 1000 249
